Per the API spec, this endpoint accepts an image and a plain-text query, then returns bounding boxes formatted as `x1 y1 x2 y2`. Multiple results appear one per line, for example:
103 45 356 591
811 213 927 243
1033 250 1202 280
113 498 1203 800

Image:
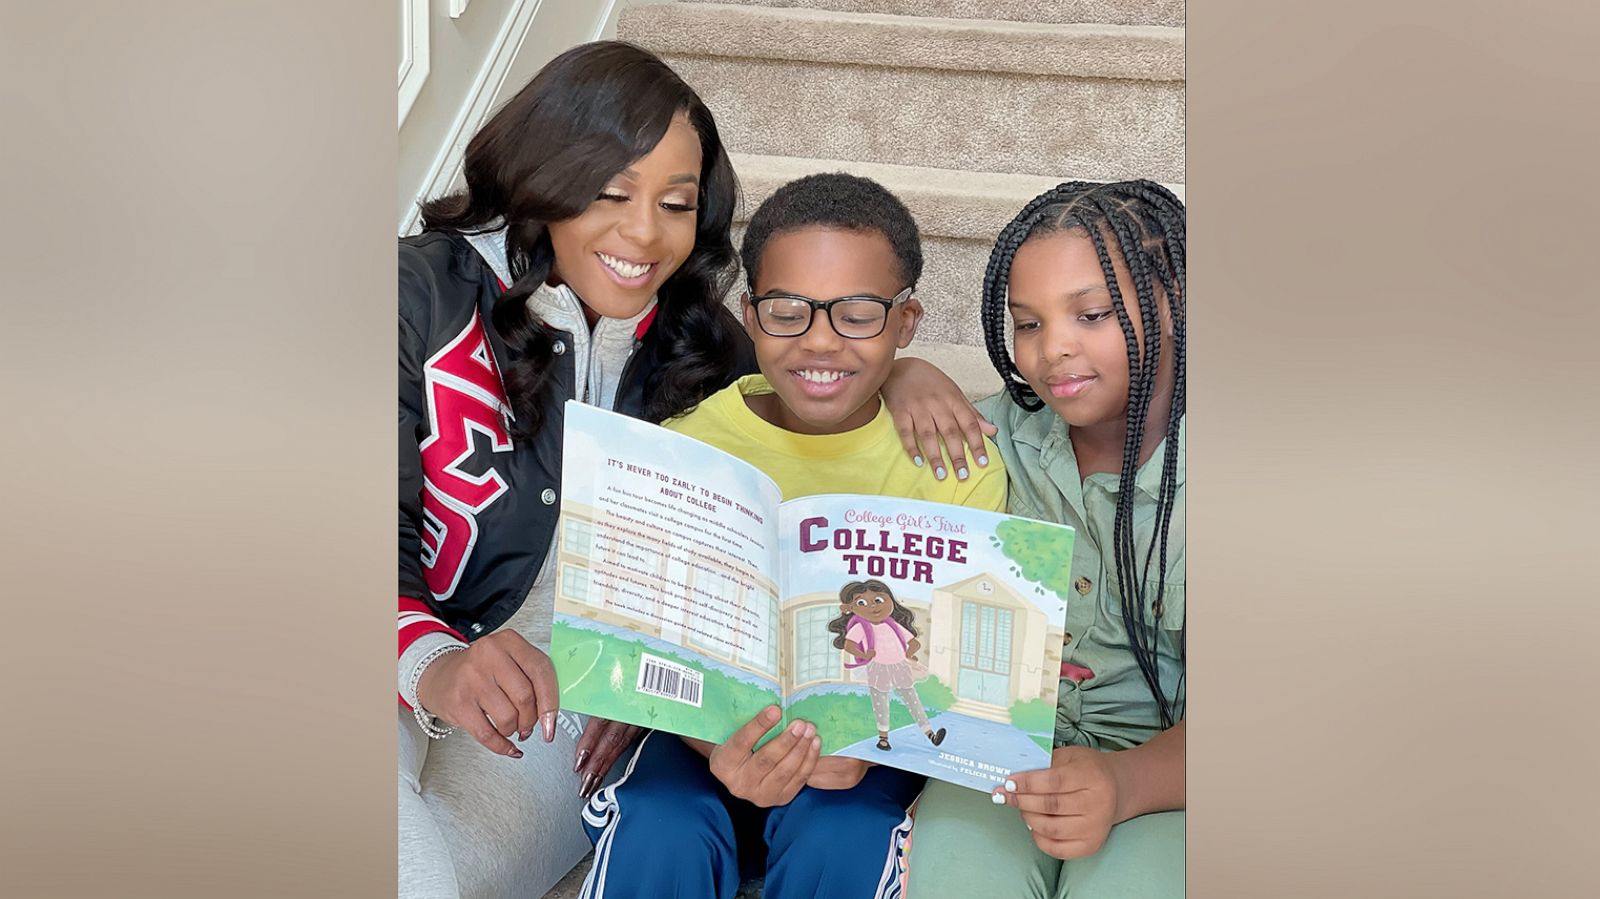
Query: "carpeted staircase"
635 0 1186 401
541 1 1182 894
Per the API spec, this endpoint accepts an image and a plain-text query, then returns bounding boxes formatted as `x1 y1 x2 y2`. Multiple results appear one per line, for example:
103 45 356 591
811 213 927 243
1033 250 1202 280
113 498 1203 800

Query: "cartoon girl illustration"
828 579 948 751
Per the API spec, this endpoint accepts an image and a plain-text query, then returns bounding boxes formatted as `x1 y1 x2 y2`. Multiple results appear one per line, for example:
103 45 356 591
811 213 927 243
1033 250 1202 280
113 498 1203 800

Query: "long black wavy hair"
981 179 1186 728
418 41 744 438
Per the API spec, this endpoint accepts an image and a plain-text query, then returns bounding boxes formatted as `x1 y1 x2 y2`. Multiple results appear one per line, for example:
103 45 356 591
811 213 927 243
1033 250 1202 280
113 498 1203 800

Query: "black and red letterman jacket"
397 230 755 703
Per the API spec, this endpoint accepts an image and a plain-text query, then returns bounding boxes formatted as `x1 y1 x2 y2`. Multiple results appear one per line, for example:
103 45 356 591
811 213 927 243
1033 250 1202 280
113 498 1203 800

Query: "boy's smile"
741 227 922 435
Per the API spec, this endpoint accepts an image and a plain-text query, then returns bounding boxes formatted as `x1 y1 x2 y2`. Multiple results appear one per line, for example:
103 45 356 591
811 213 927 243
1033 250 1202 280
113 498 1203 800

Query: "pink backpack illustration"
843 615 910 668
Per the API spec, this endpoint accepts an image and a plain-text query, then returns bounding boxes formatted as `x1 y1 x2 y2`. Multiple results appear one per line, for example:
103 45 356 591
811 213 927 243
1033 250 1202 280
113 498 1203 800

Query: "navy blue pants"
578 732 925 899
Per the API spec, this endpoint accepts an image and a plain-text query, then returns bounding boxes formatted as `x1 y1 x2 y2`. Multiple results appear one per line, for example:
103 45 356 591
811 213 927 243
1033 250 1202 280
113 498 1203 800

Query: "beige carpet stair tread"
692 0 1185 28
624 3 1184 82
731 153 1185 238
620 4 1186 181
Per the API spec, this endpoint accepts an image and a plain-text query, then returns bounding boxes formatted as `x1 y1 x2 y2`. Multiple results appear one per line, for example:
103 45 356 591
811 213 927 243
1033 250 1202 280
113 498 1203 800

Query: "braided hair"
980 180 1186 728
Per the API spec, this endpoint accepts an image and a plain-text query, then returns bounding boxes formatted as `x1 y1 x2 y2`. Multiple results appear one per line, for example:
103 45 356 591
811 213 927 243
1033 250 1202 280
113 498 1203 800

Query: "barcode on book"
636 653 703 708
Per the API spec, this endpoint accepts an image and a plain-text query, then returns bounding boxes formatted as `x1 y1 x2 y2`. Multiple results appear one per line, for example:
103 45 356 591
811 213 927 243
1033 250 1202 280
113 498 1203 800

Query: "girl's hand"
906 638 921 660
709 706 821 808
856 648 877 662
807 756 870 791
415 630 560 758
992 746 1126 860
882 357 997 480
574 717 644 799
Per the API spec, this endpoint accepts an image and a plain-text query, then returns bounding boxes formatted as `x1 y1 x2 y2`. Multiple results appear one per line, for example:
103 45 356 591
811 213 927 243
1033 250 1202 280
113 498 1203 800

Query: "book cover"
551 402 1074 791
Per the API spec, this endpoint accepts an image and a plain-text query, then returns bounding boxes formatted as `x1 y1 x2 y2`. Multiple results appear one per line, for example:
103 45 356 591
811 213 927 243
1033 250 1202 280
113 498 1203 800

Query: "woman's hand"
574 717 644 798
882 357 997 480
992 746 1125 860
708 706 821 808
415 630 559 758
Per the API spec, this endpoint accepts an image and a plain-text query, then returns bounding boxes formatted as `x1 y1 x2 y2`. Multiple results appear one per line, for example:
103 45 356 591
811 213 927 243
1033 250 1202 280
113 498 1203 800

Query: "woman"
396 41 756 898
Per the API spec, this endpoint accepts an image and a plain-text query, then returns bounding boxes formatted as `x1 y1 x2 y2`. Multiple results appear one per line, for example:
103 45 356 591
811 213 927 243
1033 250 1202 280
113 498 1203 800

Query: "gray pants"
398 706 591 899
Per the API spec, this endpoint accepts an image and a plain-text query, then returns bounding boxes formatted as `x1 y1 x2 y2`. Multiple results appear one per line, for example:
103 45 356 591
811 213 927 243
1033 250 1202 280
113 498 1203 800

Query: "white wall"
398 0 652 235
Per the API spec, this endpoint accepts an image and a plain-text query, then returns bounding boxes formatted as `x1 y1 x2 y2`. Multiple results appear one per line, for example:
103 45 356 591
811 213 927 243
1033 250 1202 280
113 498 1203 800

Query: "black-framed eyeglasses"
747 286 913 339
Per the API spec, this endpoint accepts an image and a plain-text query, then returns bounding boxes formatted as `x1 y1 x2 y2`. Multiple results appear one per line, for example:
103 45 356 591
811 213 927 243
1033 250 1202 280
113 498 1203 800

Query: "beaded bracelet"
409 643 467 740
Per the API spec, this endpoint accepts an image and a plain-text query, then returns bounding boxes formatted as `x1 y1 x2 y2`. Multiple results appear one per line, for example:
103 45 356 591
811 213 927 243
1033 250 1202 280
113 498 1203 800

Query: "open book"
550 402 1074 792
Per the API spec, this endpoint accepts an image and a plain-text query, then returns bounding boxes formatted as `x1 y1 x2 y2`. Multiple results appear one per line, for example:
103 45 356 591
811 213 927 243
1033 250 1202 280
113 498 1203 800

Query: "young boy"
575 173 1005 899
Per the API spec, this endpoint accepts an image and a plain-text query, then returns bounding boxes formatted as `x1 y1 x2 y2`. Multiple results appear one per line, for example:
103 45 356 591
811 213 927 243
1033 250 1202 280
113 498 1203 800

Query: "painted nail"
579 772 597 798
991 791 1007 805
956 467 969 480
934 467 947 481
574 749 590 774
543 712 557 743
1005 779 1017 792
977 454 989 466
913 455 924 467
509 747 524 759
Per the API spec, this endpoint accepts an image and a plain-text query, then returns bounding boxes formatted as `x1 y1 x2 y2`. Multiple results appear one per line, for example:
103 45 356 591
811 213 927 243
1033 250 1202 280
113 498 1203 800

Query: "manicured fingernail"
1005 779 1017 792
934 467 946 480
991 791 1006 805
509 747 524 759
956 467 969 480
579 772 597 798
520 728 532 742
913 455 924 467
977 454 989 466
574 749 590 774
543 712 557 743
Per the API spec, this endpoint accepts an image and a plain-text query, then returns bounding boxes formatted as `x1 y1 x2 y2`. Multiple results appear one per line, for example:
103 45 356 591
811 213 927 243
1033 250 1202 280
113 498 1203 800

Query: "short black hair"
740 172 923 290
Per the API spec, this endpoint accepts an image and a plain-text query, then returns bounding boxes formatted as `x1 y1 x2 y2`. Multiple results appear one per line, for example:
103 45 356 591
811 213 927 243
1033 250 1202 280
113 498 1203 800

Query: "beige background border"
3 1 1597 896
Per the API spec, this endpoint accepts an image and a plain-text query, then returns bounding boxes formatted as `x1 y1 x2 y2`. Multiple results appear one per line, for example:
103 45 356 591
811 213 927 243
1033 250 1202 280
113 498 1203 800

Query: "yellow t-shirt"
665 374 1007 512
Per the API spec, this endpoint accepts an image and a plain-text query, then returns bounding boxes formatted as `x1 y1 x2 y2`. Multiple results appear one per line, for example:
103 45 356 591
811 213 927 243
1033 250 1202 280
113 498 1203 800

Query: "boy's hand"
709 706 821 808
415 630 559 758
992 746 1125 860
807 756 871 791
882 357 997 481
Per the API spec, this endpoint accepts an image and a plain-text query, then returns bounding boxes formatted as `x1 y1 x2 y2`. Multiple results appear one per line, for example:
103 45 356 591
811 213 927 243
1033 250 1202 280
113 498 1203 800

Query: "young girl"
830 579 947 750
396 42 757 899
888 180 1186 898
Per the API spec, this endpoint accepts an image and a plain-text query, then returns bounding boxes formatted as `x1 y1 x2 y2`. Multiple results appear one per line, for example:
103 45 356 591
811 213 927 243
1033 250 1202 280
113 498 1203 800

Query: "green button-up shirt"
979 393 1186 751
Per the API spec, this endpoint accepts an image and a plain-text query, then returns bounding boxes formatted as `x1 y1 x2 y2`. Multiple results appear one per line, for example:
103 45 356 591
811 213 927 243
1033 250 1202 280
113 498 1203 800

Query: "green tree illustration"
915 675 956 714
993 519 1076 597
